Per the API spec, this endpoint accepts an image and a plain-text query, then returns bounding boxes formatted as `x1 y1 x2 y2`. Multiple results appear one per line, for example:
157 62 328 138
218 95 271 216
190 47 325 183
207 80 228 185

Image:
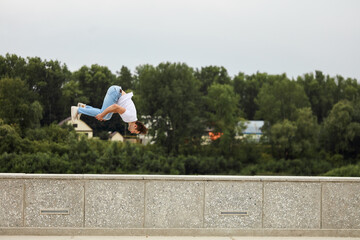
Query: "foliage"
233 72 268 120
320 100 360 160
136 62 202 154
205 83 240 155
255 77 310 124
0 77 43 130
323 163 360 177
0 53 360 176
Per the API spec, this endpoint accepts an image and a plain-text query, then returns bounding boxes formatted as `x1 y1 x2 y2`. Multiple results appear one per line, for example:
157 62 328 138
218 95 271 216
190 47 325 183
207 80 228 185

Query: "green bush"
323 164 360 177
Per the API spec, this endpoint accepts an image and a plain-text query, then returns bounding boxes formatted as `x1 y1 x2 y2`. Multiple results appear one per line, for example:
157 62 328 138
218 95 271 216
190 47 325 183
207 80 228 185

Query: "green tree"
297 71 337 123
25 57 71 124
265 107 319 161
195 66 231 95
233 72 269 120
255 78 310 124
293 108 320 158
61 79 88 118
268 119 297 159
0 122 23 154
0 54 27 79
115 66 134 90
137 62 202 154
297 71 359 123
73 64 116 107
342 77 359 102
0 77 43 129
0 54 71 124
321 100 360 159
205 83 240 154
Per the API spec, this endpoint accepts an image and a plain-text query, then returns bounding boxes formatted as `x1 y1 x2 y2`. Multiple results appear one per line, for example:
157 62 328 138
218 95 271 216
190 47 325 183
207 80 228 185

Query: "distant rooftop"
242 120 264 135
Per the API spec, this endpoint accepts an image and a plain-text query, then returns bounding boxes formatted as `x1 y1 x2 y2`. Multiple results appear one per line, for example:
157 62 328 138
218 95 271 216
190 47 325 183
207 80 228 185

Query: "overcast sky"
1 0 359 80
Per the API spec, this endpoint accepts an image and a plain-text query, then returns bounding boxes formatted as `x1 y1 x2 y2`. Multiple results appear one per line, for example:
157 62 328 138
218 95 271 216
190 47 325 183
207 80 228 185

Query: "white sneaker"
77 102 86 108
71 106 79 122
77 103 86 119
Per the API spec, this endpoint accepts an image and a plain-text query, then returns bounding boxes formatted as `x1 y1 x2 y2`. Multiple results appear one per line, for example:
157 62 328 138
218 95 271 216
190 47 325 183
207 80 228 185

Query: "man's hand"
95 104 126 121
95 113 105 121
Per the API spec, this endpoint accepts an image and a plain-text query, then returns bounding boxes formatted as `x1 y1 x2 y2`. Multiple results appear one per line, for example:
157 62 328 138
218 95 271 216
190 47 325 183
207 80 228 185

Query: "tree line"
0 53 360 176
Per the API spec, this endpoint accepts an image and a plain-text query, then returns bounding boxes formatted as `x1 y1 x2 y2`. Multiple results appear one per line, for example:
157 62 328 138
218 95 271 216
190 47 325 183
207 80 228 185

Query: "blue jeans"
78 85 121 120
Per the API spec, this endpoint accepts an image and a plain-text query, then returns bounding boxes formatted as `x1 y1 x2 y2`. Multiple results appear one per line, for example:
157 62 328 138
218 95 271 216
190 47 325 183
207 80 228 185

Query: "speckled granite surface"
24 179 84 227
323 183 360 229
0 180 23 227
263 182 321 229
1 174 360 237
85 180 144 228
204 181 262 228
145 181 204 228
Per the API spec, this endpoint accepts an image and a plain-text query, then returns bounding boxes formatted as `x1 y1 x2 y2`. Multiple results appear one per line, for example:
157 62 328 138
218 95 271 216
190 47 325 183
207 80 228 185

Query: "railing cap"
1 173 360 182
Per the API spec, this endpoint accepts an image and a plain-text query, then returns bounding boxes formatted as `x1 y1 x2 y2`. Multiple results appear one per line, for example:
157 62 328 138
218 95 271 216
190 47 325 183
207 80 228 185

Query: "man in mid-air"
71 85 147 135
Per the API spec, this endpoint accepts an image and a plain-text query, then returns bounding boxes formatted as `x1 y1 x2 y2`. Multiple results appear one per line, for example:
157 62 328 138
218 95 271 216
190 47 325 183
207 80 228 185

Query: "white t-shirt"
116 92 138 123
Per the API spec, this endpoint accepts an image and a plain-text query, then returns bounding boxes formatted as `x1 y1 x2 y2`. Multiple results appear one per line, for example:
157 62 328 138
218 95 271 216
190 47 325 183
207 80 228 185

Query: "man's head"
128 121 148 135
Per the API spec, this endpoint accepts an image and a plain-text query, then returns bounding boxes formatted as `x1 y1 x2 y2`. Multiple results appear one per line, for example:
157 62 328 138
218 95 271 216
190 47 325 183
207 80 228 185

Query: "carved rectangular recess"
220 211 248 216
40 209 70 215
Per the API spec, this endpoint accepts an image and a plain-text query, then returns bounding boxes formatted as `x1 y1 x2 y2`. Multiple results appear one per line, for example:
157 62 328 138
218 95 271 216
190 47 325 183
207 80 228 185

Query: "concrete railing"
1 173 360 237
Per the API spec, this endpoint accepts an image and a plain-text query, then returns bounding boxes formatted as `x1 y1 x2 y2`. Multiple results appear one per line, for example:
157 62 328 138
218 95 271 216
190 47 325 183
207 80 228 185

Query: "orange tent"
209 132 223 141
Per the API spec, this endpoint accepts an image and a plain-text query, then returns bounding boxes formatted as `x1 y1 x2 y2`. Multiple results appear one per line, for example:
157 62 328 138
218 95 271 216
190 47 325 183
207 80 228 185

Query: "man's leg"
78 85 121 120
77 105 103 118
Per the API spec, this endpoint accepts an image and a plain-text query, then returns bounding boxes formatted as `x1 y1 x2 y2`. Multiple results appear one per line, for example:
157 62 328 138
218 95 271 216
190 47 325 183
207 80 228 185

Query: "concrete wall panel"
85 180 144 228
24 180 84 227
322 183 360 229
263 182 321 229
0 180 23 227
1 174 360 237
145 181 204 228
204 181 262 228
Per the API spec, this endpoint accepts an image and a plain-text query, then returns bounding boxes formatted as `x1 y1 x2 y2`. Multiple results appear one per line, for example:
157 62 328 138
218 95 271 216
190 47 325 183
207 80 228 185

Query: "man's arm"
95 104 125 121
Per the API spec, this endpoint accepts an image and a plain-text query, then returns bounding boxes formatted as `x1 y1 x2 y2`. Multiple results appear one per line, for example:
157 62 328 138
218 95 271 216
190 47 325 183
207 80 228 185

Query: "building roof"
109 131 122 138
242 120 264 135
58 117 93 132
58 117 72 126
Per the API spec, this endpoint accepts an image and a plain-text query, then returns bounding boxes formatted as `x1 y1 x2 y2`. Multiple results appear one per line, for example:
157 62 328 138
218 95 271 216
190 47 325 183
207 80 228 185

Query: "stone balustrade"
0 174 360 237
